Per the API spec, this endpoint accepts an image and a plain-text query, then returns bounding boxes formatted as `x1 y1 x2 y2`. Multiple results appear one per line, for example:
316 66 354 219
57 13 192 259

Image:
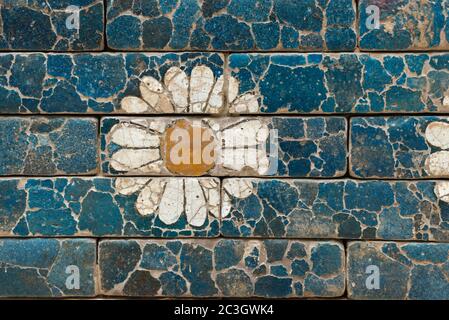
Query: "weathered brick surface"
359 0 449 51
106 0 356 51
348 242 449 300
0 239 96 297
99 239 345 298
0 117 98 175
222 179 449 242
0 0 104 51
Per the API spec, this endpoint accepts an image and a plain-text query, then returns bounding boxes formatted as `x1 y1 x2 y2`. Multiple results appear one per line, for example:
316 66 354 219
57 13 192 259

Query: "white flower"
115 177 220 227
120 65 260 114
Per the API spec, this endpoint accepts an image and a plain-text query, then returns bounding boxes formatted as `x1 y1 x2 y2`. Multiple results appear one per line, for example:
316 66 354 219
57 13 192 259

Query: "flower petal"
221 120 268 148
190 66 214 113
121 96 150 113
115 177 150 195
185 179 208 227
164 67 189 112
206 75 224 113
435 181 449 203
228 76 239 104
425 121 449 150
425 151 449 176
199 179 220 218
230 93 259 113
136 179 165 216
140 76 174 113
158 179 184 225
111 149 160 171
111 124 160 148
222 179 253 218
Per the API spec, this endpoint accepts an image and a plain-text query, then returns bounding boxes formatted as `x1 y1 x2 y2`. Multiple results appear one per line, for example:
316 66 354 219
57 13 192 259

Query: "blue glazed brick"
359 0 449 51
348 242 449 300
0 0 104 51
106 0 356 51
0 117 98 175
0 178 220 237
221 179 449 242
99 239 345 298
350 117 449 179
0 238 96 297
101 117 347 177
0 53 224 114
229 53 449 114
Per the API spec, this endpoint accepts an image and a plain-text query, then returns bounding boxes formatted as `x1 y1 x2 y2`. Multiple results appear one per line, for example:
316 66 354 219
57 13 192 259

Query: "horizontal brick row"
1 53 449 114
2 238 449 299
1 177 448 240
3 1 448 52
4 116 449 179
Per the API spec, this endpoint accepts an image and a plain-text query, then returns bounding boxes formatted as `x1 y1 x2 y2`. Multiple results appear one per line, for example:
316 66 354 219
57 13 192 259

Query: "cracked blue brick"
221 179 449 242
0 53 224 114
0 177 220 237
106 0 356 51
100 117 347 177
99 239 345 298
350 117 449 179
229 53 449 114
0 117 98 175
0 0 104 51
359 0 449 51
0 238 96 297
348 242 449 300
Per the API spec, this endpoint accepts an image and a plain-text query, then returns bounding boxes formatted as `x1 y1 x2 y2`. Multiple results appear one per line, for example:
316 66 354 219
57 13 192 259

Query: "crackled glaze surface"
106 0 356 51
350 117 449 179
0 117 97 175
0 178 220 237
348 242 449 300
0 0 104 51
359 0 449 51
99 239 345 298
221 179 449 242
0 238 96 297
101 117 347 177
229 53 449 114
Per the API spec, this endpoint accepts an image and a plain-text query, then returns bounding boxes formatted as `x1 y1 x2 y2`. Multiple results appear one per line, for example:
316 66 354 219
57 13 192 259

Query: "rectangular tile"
101 117 347 177
99 239 345 298
222 179 449 242
348 242 449 300
0 0 104 51
0 117 98 175
229 53 449 114
350 116 449 179
0 53 224 114
106 0 356 51
0 238 96 297
0 178 220 237
359 0 449 51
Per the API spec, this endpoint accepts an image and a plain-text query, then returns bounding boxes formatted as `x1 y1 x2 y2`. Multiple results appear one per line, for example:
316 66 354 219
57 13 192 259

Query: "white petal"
190 66 214 113
221 148 260 172
136 180 165 216
425 122 449 150
199 179 220 218
111 125 160 148
140 76 174 113
228 76 239 104
435 181 449 203
230 93 259 113
115 178 150 195
221 192 232 219
222 120 267 148
164 67 189 112
111 149 160 171
425 151 449 177
206 75 224 113
185 179 208 227
158 179 185 225
121 96 150 113
223 179 254 199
